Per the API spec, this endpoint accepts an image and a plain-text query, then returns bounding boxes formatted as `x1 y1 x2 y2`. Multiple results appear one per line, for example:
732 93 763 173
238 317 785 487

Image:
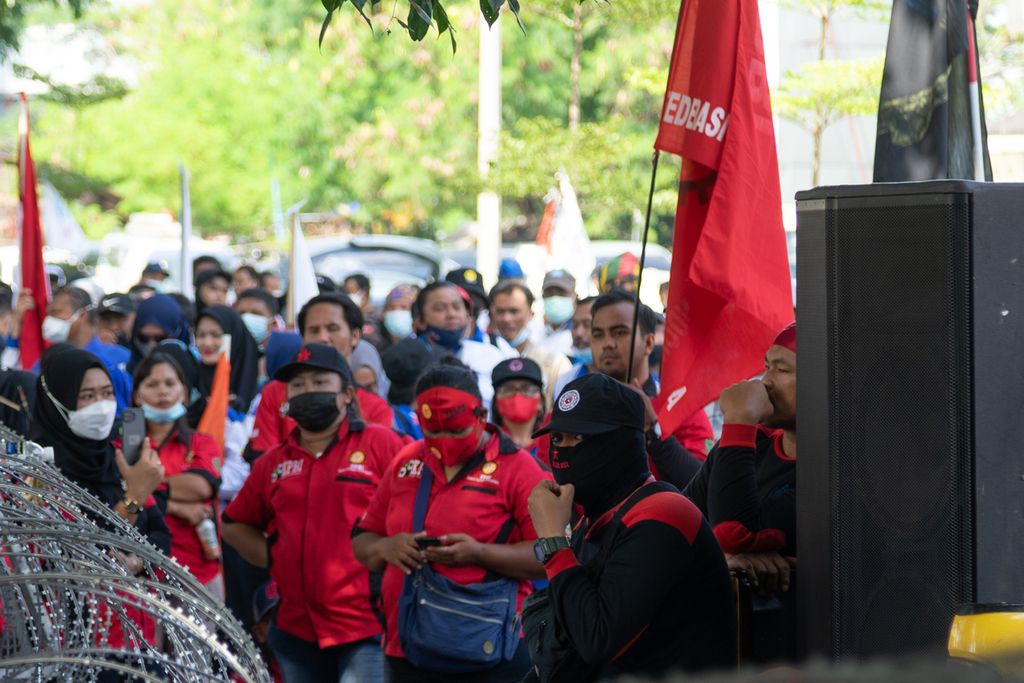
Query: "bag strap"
411 463 434 533
591 481 673 569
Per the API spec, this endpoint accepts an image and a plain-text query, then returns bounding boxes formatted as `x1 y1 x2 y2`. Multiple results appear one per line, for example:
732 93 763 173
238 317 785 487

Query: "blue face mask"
505 327 531 349
241 312 270 344
426 325 464 351
142 402 187 424
573 347 593 366
544 296 575 326
384 309 414 339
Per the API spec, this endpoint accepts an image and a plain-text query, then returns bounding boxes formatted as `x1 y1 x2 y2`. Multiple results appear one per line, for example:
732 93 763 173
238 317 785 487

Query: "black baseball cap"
446 268 489 308
273 343 353 383
315 273 337 292
533 373 644 438
97 293 136 316
492 357 543 390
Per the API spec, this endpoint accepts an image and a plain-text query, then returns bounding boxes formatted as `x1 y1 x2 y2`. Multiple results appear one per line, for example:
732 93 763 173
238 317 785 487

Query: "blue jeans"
267 624 385 683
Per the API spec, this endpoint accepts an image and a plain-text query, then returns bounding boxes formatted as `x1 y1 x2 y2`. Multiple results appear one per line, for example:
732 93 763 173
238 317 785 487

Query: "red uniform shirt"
356 426 551 658
250 380 395 454
224 419 404 647
156 430 222 584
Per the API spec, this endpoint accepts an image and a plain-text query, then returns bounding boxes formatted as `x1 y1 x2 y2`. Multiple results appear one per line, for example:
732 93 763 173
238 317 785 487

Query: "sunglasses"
137 333 169 344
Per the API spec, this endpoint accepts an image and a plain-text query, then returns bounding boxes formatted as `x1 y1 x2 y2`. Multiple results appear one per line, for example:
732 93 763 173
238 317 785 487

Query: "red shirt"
250 380 395 454
156 430 222 584
224 419 404 647
356 427 551 658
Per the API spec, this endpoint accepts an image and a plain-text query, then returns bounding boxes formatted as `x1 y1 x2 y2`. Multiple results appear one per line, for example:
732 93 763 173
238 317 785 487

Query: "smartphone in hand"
121 408 146 465
415 537 443 549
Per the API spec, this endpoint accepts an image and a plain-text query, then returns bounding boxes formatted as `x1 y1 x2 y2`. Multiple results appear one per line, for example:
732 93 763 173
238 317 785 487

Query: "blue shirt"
391 403 422 440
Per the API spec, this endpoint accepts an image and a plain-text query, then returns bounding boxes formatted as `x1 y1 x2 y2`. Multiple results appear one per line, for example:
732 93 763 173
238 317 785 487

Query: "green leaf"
407 0 432 41
507 0 525 33
433 1 457 52
480 0 504 26
350 0 373 28
318 8 334 47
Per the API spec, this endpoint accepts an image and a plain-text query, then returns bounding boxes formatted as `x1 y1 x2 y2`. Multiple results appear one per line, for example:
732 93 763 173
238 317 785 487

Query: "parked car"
306 235 459 305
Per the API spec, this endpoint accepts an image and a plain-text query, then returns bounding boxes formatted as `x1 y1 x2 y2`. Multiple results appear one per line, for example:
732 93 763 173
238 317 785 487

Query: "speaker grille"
827 196 974 658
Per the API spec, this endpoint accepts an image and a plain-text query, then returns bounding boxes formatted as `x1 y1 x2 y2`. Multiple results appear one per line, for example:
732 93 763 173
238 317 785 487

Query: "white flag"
550 171 596 296
287 201 318 325
40 181 89 254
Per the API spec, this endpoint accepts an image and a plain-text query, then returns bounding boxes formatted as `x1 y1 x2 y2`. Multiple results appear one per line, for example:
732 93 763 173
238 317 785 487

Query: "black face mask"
551 426 649 518
116 332 131 349
287 392 342 433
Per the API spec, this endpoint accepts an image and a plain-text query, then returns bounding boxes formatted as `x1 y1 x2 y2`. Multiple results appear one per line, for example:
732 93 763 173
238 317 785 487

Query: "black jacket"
543 482 735 678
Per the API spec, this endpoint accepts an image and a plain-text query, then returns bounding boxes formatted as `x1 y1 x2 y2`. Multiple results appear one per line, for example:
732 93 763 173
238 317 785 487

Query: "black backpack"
522 482 674 683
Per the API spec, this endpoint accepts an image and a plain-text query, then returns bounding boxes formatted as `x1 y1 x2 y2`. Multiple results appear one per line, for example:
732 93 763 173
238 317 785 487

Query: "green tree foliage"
24 0 682 243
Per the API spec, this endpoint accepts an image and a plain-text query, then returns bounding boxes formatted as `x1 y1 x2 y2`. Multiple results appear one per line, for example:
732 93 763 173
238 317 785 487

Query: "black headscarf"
31 347 120 489
0 369 36 436
153 339 204 428
194 269 230 318
195 305 260 415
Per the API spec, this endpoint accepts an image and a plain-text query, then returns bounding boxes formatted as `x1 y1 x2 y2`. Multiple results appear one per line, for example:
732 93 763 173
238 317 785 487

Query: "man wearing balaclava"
683 321 797 663
526 373 734 678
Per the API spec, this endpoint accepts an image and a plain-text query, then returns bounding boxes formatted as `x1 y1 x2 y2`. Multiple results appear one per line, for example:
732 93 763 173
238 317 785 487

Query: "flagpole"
626 150 661 384
965 4 985 182
179 163 194 297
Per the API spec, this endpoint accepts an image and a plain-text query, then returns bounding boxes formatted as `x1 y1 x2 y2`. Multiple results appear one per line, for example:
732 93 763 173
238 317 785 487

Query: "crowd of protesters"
0 252 797 682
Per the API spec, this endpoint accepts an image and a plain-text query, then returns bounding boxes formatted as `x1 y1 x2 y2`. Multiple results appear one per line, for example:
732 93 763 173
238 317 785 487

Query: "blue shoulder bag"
397 464 521 672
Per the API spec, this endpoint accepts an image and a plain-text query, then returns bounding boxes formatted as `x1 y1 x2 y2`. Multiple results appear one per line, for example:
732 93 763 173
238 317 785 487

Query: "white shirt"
458 339 514 409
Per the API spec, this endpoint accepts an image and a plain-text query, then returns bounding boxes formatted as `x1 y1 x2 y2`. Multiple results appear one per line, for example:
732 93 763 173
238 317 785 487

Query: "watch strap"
539 536 571 563
120 496 143 514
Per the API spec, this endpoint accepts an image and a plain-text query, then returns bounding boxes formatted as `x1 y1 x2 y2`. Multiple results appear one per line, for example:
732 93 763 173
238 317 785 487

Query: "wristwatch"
533 537 571 564
120 496 143 515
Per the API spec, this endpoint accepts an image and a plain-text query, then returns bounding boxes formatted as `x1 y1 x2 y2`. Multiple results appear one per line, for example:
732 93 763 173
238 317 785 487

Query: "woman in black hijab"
31 346 170 555
194 305 260 417
194 269 231 319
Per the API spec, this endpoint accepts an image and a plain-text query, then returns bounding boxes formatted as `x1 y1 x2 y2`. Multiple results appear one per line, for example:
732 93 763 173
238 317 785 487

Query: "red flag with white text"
17 94 49 370
654 0 793 436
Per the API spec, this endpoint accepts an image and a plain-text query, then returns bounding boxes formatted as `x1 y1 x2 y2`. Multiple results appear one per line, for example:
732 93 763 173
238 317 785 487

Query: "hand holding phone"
121 408 146 466
415 536 443 549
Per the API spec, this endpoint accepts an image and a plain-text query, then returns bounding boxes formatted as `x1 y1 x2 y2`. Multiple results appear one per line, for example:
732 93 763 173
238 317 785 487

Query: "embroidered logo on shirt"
558 390 581 412
271 459 304 482
420 403 433 420
482 462 497 475
350 451 366 464
398 459 425 478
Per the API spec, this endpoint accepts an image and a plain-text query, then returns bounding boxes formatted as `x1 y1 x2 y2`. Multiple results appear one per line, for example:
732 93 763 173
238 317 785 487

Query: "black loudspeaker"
796 181 1024 660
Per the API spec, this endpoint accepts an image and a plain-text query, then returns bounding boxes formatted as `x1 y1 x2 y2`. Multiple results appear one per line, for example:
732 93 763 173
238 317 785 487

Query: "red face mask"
496 394 541 424
426 421 485 468
417 386 487 468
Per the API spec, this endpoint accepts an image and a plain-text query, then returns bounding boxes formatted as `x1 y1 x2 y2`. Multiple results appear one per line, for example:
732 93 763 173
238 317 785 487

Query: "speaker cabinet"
796 181 1024 660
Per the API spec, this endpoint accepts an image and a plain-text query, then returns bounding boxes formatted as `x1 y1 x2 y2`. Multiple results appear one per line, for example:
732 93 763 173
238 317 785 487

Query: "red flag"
17 93 49 370
654 0 793 436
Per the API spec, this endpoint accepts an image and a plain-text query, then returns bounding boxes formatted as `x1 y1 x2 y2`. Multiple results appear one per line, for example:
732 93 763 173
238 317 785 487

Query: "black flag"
873 0 992 182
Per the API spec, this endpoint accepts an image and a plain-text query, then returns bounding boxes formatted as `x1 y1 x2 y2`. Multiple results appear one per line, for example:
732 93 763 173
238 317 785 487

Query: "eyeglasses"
495 384 541 398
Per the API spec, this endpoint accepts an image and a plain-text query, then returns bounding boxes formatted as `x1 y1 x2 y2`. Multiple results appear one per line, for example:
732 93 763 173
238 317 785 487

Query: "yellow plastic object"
949 604 1024 673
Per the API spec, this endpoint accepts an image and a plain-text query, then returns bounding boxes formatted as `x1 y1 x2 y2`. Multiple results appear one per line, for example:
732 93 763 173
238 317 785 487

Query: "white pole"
966 7 986 182
476 15 502 290
179 163 193 297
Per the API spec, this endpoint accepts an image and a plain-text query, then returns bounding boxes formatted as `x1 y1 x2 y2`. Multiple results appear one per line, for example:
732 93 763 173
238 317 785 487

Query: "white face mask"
348 291 365 308
68 400 118 440
42 315 73 343
42 376 118 441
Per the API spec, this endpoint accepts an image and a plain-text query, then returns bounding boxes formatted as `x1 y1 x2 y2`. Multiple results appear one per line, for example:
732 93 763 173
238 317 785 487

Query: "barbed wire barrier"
0 424 271 682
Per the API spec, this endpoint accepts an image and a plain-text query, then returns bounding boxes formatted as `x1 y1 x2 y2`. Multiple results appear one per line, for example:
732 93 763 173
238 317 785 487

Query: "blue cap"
499 258 524 279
